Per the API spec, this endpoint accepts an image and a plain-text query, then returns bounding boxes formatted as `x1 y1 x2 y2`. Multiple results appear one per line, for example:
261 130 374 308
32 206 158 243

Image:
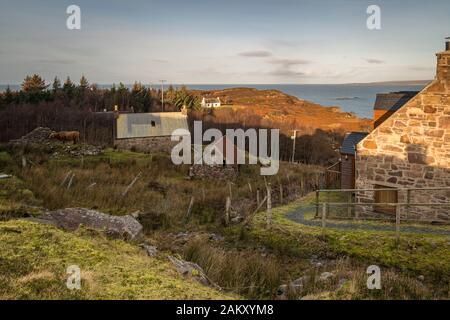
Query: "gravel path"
286 205 450 236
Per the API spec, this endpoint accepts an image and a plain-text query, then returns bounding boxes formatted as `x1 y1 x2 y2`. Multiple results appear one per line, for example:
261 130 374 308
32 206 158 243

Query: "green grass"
246 195 450 284
0 150 12 164
289 192 450 232
0 176 43 221
0 220 237 300
4 145 448 299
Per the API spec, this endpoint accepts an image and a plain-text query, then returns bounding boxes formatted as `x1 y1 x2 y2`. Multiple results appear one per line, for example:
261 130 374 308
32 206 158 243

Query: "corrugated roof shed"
116 112 189 139
341 132 369 155
374 91 418 111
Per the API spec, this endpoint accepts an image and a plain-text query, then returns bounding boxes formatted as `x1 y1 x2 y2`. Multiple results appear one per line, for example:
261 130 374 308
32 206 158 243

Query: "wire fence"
314 187 450 237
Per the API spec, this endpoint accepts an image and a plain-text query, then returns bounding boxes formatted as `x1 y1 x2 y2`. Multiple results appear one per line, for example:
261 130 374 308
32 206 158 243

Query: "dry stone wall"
114 136 177 154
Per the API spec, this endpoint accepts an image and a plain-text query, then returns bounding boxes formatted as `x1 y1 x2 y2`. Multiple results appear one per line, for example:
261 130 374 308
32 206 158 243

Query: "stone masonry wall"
355 49 450 222
189 165 238 181
114 136 177 154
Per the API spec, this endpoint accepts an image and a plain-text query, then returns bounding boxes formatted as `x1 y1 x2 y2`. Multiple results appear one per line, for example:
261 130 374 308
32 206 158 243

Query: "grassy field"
0 145 320 299
1 145 449 300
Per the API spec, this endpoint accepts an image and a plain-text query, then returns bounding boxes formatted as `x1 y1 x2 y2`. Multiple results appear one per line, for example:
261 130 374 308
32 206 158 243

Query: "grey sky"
0 0 449 84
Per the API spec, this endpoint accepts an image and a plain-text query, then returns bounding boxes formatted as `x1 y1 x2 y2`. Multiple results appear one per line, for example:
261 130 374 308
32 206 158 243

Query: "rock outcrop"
168 255 220 289
39 208 143 242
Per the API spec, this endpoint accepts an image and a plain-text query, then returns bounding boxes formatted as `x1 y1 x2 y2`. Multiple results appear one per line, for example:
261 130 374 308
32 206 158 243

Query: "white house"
201 97 221 108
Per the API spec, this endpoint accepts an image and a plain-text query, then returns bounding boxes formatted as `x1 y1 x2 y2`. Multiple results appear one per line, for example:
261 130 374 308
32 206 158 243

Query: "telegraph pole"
291 130 298 163
159 80 167 112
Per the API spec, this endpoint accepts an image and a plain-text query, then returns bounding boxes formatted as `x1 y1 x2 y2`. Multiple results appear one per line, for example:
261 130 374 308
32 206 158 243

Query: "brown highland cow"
49 131 80 144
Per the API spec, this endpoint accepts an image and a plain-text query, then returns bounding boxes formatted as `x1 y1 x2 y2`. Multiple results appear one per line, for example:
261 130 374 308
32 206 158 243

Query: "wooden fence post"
406 189 411 220
67 173 75 190
326 191 330 217
322 203 327 230
348 192 353 218
87 182 97 189
266 183 272 227
244 196 268 226
256 188 260 207
248 182 253 194
300 174 305 196
121 172 142 197
315 190 320 218
225 197 231 226
396 204 401 241
60 171 73 187
185 196 195 222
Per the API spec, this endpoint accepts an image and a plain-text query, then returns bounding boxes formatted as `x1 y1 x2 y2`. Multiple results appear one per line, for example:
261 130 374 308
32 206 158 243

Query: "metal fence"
315 187 450 237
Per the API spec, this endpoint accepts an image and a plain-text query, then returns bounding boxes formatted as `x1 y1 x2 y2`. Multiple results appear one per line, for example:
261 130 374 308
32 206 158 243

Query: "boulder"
40 208 143 242
319 272 334 282
230 215 244 224
168 256 220 289
276 275 310 299
141 243 158 257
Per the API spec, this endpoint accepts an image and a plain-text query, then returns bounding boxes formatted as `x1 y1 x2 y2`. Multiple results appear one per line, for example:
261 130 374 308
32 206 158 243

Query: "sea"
0 83 427 119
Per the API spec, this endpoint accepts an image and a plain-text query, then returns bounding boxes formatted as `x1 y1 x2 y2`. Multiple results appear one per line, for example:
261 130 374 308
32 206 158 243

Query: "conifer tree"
52 76 61 92
21 74 47 93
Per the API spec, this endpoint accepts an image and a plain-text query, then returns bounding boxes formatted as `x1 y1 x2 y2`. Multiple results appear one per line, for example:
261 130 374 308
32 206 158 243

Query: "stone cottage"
355 40 450 222
114 112 190 153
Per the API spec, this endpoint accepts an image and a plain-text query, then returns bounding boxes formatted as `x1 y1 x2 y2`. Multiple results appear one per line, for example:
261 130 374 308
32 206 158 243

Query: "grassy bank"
0 219 236 300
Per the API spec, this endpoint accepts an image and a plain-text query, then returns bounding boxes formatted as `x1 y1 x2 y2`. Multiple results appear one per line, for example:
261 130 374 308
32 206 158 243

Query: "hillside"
0 219 236 300
192 87 372 134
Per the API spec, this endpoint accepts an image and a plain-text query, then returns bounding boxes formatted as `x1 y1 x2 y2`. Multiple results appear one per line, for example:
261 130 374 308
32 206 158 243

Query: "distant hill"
190 87 372 134
343 80 432 86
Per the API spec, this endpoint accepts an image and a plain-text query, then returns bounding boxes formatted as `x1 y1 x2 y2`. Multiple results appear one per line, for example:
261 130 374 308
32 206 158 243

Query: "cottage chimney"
436 38 450 81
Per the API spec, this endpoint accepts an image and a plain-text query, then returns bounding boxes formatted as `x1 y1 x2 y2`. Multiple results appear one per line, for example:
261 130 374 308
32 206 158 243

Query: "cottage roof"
374 91 418 111
341 132 369 155
116 112 189 138
202 97 220 103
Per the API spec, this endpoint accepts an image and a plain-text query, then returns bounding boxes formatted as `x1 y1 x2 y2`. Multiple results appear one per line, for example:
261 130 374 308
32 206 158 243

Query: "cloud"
365 58 385 64
266 58 310 78
268 58 311 67
238 50 273 58
268 69 306 77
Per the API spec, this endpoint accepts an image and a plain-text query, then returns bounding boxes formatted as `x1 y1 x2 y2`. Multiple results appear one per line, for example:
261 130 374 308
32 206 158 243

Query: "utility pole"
291 130 298 163
159 80 167 112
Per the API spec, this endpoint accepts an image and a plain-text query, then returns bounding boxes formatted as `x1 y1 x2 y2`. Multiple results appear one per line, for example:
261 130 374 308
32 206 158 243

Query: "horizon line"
0 80 432 87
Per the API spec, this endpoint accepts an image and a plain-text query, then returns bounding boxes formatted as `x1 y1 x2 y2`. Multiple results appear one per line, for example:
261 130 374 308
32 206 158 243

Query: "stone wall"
114 136 177 154
189 165 238 181
355 49 450 222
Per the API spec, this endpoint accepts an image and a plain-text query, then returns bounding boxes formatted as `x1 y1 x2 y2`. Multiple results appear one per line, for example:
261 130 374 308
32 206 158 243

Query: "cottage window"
374 185 398 215
151 121 156 127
